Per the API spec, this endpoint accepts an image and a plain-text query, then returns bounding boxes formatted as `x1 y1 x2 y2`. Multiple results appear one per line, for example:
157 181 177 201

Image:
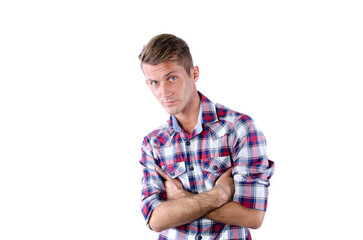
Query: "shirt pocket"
201 155 232 189
160 161 186 179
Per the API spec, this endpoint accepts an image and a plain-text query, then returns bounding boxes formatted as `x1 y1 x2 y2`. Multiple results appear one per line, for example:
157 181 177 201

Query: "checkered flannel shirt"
140 92 275 240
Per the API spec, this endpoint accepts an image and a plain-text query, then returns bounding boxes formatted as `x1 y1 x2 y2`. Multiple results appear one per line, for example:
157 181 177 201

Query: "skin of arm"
204 202 265 229
159 167 265 230
148 167 234 232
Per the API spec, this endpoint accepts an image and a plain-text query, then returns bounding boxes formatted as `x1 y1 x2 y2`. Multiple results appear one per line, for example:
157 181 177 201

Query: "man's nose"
160 83 172 97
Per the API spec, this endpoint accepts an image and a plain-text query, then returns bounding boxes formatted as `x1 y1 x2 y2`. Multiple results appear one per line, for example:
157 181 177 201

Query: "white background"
1 0 362 239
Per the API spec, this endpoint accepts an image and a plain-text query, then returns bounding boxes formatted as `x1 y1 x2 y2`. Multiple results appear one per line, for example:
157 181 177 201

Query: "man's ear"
191 66 199 83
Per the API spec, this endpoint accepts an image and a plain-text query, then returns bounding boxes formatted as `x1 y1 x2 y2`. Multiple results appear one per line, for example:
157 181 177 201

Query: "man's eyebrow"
164 71 176 78
146 71 177 82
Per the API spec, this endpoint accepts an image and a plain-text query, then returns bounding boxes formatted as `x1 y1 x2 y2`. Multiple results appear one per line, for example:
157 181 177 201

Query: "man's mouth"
164 100 177 106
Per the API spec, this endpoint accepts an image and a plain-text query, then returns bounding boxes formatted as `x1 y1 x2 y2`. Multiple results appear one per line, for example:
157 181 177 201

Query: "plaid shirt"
140 92 275 240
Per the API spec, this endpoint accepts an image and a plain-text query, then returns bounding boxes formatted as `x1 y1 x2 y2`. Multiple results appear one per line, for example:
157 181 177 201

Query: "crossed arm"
148 167 265 232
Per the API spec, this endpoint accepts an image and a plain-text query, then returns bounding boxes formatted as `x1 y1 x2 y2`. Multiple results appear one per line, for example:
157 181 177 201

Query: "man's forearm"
204 201 265 229
148 187 228 232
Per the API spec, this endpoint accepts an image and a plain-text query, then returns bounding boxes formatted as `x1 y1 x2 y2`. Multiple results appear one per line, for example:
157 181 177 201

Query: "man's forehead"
142 61 182 70
142 62 184 77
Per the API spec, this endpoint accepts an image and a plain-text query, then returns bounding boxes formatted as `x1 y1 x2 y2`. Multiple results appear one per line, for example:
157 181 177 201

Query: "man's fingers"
223 167 233 176
156 166 171 180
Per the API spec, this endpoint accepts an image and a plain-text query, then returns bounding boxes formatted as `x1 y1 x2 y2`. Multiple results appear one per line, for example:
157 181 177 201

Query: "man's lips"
164 100 177 106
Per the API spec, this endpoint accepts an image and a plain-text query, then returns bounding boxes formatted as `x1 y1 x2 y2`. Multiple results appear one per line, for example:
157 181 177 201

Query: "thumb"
156 166 171 180
224 167 233 176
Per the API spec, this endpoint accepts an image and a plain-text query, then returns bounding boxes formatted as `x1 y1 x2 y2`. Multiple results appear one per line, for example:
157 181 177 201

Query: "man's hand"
156 166 234 202
156 166 192 200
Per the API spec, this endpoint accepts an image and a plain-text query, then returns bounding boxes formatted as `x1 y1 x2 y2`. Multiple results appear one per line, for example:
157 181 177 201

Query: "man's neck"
174 92 201 135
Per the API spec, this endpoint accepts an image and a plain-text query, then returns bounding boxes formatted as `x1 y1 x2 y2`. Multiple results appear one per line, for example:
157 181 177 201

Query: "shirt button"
212 166 218 171
170 171 174 176
189 166 194 171
197 235 202 240
186 141 190 146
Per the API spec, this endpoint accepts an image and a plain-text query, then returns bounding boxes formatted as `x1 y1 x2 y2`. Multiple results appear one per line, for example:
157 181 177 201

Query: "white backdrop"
1 1 362 239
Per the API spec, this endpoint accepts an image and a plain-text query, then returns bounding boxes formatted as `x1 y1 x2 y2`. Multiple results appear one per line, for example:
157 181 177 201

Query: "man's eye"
150 81 158 86
169 76 176 81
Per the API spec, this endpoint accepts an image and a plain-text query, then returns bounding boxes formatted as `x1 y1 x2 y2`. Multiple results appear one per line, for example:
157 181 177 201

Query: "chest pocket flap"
161 161 186 179
202 156 232 189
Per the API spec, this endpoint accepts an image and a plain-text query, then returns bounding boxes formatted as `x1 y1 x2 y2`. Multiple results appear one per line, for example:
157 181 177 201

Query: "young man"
139 34 274 240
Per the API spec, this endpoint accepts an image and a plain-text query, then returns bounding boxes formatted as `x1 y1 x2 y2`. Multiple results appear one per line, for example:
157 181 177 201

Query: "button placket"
185 140 192 170
185 140 190 158
185 139 196 192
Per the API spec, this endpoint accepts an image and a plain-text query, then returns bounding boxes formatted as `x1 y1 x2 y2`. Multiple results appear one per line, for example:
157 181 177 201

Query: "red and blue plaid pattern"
140 92 274 240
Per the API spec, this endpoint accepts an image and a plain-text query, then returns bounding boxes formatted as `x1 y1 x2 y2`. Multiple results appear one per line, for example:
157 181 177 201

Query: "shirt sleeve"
230 115 275 211
139 136 165 228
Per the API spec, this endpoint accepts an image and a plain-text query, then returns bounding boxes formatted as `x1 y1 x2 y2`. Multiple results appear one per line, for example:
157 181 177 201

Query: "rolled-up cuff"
141 193 164 229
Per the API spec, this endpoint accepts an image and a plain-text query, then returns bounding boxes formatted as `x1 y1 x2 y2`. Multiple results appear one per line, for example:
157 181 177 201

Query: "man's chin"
163 107 180 116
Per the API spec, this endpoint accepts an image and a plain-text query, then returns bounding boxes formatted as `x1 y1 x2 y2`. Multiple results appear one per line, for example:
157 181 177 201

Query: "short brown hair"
138 34 194 76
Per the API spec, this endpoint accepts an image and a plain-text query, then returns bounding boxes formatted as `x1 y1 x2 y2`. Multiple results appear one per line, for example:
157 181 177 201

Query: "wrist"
214 185 232 202
210 186 229 206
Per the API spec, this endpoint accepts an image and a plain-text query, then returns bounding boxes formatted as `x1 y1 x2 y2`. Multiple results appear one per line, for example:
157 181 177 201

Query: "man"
138 34 274 240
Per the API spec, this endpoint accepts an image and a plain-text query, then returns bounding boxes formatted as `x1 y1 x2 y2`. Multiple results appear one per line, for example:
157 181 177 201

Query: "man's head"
139 34 200 118
138 34 194 77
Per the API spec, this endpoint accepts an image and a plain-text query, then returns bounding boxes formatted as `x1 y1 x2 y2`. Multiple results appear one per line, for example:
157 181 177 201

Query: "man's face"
142 61 199 116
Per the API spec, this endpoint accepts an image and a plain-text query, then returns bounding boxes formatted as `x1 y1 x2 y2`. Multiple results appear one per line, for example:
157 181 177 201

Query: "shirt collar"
168 92 219 134
199 92 219 125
